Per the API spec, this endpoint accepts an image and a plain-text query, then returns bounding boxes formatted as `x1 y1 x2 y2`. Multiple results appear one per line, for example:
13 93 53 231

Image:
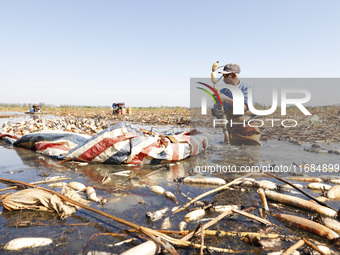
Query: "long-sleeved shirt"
211 81 249 116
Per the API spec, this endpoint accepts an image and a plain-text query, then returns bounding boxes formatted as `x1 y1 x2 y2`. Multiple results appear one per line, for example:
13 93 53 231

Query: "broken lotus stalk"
327 185 340 199
150 185 165 195
263 172 336 211
257 188 269 211
146 207 169 222
232 208 273 226
212 61 219 72
265 190 337 218
211 72 218 85
275 214 339 241
164 191 178 204
183 176 226 185
281 239 305 255
3 237 53 251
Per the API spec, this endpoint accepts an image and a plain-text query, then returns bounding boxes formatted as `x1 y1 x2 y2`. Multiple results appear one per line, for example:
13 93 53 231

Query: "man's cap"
219 63 241 74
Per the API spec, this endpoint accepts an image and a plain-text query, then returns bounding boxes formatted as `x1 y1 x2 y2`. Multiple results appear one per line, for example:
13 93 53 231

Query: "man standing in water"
211 63 261 145
212 63 248 115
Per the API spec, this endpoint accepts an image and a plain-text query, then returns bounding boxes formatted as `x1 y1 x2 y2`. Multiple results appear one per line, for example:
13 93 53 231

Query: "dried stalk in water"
181 208 234 241
232 208 273 226
282 239 305 255
257 188 269 211
265 190 337 218
275 214 339 241
154 230 283 239
0 176 72 193
173 173 254 214
303 239 329 255
51 158 73 166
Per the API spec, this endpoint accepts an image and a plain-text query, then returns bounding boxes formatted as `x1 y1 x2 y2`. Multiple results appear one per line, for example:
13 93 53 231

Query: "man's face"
223 73 233 84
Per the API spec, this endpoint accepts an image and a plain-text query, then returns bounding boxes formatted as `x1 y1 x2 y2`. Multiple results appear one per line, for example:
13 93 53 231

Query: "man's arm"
220 93 248 111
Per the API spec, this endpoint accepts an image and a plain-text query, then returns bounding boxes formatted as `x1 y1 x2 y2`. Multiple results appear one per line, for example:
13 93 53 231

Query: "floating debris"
326 185 340 199
2 188 79 219
314 245 332 255
62 185 89 205
149 186 178 204
307 182 332 191
47 182 67 188
171 206 181 212
257 180 278 190
101 173 111 184
86 186 107 204
287 177 323 183
184 209 206 222
330 179 340 185
183 176 226 185
275 214 339 241
322 217 340 234
161 216 171 230
113 238 137 247
45 175 69 181
232 178 256 186
149 185 165 195
265 190 337 217
179 221 187 231
213 205 239 213
3 237 53 251
257 188 270 211
164 191 178 204
146 207 168 222
112 170 131 177
67 181 87 192
267 250 300 255
304 147 329 153
312 196 329 203
283 183 304 189
121 240 160 255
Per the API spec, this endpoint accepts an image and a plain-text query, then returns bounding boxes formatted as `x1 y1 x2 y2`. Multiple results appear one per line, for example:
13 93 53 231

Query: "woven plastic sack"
2 186 87 219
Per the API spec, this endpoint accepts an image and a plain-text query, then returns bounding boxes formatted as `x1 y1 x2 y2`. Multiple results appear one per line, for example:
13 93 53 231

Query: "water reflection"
190 130 340 178
2 128 340 185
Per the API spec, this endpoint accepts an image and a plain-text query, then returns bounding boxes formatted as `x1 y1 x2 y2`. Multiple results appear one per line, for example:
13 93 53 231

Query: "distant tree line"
0 103 55 108
0 103 111 108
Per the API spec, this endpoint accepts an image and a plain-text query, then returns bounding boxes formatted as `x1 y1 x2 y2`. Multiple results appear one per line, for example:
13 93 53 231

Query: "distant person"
112 103 118 114
211 63 261 145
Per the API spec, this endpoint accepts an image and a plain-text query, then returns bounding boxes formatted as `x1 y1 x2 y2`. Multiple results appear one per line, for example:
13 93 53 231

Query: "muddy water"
0 113 340 254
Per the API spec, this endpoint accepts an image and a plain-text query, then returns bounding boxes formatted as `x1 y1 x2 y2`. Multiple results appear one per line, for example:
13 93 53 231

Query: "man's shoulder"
238 81 249 91
220 87 230 94
239 81 249 88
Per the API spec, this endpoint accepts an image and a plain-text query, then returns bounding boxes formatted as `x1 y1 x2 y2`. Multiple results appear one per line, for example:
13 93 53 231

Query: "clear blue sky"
1 0 339 107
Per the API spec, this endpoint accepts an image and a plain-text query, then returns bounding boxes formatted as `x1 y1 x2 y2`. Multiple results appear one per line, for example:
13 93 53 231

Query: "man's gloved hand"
212 94 219 105
212 108 225 119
